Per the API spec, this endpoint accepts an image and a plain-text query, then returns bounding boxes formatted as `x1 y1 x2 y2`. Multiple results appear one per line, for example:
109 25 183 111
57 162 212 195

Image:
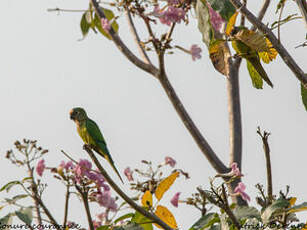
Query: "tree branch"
63 185 70 227
76 186 94 230
125 9 152 65
158 72 228 173
229 0 307 87
257 127 273 204
295 0 307 29
84 146 175 230
251 0 271 31
91 0 159 77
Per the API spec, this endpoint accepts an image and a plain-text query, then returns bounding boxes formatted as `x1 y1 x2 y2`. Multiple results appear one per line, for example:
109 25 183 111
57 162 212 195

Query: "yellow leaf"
225 12 238 36
302 222 307 230
155 172 179 201
154 205 177 229
235 29 270 53
209 40 231 76
141 190 153 208
289 197 297 206
259 38 278 64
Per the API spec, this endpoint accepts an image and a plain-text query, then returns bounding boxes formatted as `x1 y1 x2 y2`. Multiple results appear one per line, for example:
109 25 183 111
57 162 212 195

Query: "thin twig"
47 8 88 13
240 0 247 27
91 0 159 77
25 147 42 225
197 187 241 230
295 0 307 29
278 2 285 42
125 9 152 65
84 146 174 230
251 0 271 31
229 0 307 87
63 185 70 227
76 186 94 230
257 127 273 204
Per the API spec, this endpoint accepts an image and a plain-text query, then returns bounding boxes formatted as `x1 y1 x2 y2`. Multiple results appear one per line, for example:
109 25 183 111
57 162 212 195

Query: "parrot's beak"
69 109 75 120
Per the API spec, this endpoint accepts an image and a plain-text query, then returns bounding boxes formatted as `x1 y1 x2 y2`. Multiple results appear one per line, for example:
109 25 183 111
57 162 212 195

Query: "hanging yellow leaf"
154 205 178 229
141 190 153 208
209 40 231 76
234 29 270 53
259 38 278 64
155 172 179 201
225 11 238 36
289 197 297 206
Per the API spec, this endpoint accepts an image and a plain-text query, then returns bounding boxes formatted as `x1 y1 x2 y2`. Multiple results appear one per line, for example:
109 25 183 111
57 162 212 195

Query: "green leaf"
93 8 119 40
114 213 134 224
96 226 110 230
189 213 219 230
80 12 91 38
207 0 236 21
287 202 307 213
246 60 263 89
0 181 21 192
196 0 214 48
261 198 289 223
301 83 307 111
131 211 153 230
0 213 13 225
114 223 144 230
233 206 261 221
15 207 33 226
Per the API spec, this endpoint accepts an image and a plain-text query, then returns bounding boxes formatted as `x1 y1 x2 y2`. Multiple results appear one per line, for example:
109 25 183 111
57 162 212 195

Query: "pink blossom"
190 44 202 61
230 162 243 177
124 167 134 181
96 212 107 221
170 192 181 207
92 220 102 230
97 191 118 211
206 3 225 32
101 18 111 32
36 159 45 177
165 156 176 167
234 182 251 202
156 6 185 26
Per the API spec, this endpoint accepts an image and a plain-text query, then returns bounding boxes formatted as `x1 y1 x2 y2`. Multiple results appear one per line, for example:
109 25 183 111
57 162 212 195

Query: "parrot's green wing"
85 118 124 183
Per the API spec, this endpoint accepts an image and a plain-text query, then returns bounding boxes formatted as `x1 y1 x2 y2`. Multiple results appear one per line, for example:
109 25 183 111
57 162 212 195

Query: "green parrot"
70 107 124 183
230 26 273 88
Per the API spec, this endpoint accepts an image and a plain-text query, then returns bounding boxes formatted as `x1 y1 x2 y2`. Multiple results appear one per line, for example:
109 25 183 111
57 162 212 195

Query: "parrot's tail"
104 154 124 184
248 57 273 88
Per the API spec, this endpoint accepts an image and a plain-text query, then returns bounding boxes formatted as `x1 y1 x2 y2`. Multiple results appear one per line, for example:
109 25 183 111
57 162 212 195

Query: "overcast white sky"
0 0 306 228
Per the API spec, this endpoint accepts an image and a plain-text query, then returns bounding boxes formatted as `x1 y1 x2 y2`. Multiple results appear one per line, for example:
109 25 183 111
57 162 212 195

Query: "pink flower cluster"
153 5 185 26
36 159 46 177
190 45 202 61
165 156 176 167
124 167 134 181
234 182 251 202
206 3 225 32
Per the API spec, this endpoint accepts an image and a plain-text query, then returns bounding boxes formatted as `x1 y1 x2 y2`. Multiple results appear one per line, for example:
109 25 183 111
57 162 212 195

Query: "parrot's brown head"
70 107 87 122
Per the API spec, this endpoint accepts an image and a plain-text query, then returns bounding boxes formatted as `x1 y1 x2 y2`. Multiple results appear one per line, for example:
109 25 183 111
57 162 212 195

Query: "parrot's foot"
83 144 91 152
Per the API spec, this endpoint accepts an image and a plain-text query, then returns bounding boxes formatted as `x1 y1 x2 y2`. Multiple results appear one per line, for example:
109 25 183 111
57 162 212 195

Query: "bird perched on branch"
70 107 123 183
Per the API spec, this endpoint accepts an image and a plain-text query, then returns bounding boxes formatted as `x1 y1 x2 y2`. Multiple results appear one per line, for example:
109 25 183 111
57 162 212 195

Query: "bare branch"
84 146 175 230
257 127 273 204
227 60 242 170
251 0 271 31
125 9 152 65
63 185 70 227
295 0 307 29
229 0 307 87
91 0 159 77
158 72 228 173
76 186 94 230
